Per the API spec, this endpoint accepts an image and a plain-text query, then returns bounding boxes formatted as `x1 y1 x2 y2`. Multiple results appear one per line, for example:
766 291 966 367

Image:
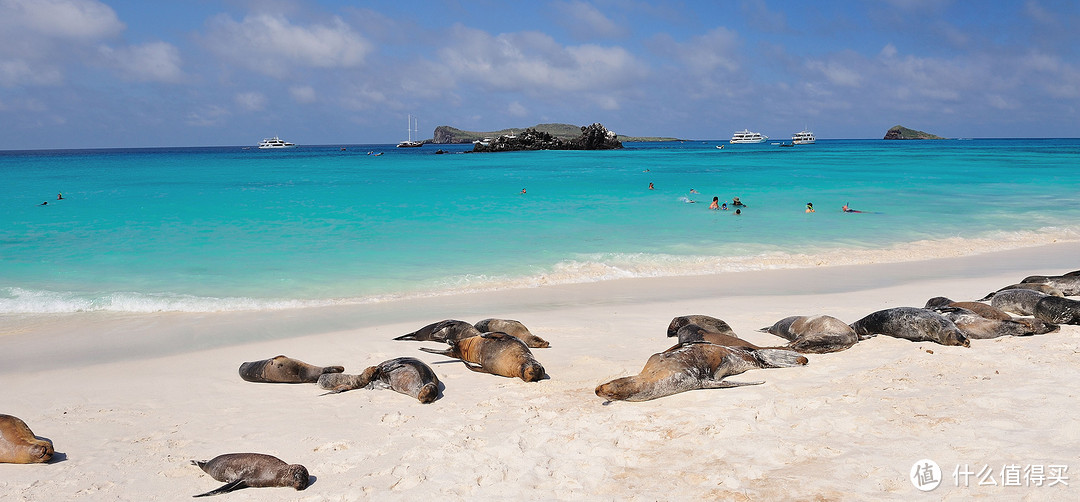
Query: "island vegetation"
883 125 945 140
432 123 679 144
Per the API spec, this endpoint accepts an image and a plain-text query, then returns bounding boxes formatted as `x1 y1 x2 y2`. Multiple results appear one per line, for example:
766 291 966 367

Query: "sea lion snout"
522 362 546 382
417 383 439 403
291 465 311 490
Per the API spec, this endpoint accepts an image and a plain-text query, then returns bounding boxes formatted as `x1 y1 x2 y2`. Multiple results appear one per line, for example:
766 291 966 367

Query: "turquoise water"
3 139 1079 313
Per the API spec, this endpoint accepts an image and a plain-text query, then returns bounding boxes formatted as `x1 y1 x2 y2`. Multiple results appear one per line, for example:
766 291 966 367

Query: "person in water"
735 208 741 215
709 197 719 210
842 203 863 213
806 202 815 213
521 188 526 194
721 202 728 210
732 197 745 207
649 182 655 190
57 193 63 200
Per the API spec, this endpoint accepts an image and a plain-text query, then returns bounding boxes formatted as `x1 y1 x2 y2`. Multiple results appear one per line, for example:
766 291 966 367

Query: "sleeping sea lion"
594 341 807 402
0 414 54 464
1020 274 1080 296
931 306 1058 339
420 332 545 382
191 453 309 497
758 315 860 353
978 283 1063 301
990 289 1050 316
474 318 550 348
1033 296 1080 325
394 320 482 343
850 307 969 347
923 297 1013 320
238 355 344 384
318 357 440 403
666 315 737 338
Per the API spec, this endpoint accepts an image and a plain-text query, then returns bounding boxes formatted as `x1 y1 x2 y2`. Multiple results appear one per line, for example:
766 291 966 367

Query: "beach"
1 242 1077 500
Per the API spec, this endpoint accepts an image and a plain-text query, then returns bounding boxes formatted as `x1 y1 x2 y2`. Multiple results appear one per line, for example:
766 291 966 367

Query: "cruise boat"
730 129 768 144
791 129 816 145
257 136 295 149
397 115 423 148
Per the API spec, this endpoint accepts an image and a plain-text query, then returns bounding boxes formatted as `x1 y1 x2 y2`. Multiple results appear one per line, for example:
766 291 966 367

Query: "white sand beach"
1 242 1078 500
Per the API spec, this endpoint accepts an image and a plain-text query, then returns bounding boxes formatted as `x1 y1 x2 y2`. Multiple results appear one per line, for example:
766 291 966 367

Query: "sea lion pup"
318 357 440 403
1033 296 1080 325
978 283 1064 301
474 318 550 348
594 341 807 402
850 307 970 347
238 355 344 383
0 414 53 464
666 315 737 338
758 315 859 354
394 319 482 343
931 306 1058 339
924 297 1013 320
1021 274 1080 296
191 453 309 497
420 332 546 382
990 288 1050 316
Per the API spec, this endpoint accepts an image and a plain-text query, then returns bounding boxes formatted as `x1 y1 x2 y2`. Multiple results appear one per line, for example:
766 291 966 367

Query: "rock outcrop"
884 125 945 140
472 123 623 152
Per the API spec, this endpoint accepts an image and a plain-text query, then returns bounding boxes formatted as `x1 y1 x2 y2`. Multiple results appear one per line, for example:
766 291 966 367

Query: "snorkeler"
806 202 815 213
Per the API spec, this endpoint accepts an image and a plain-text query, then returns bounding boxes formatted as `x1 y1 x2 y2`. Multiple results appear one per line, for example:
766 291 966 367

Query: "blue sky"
0 0 1077 149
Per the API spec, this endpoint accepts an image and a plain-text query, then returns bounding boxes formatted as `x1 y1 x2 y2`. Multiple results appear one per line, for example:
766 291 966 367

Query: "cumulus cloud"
235 91 266 111
201 13 373 78
551 1 626 40
507 101 528 116
98 42 183 83
0 0 124 39
290 85 317 103
0 60 63 87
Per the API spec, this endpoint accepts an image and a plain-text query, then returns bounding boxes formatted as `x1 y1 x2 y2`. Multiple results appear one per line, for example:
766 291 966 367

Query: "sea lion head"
594 377 637 402
521 361 546 382
29 441 54 463
287 464 310 491
417 382 439 403
945 330 970 347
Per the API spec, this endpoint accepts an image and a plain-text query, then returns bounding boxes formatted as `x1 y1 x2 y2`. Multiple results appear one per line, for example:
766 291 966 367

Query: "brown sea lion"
238 355 344 383
758 315 860 353
1034 296 1080 325
393 320 482 343
671 324 782 351
420 332 545 382
923 297 1013 320
191 453 309 497
931 306 1059 339
594 341 807 402
318 357 440 403
1021 274 1080 296
666 315 737 338
474 318 550 348
990 289 1050 316
0 414 54 464
978 283 1063 301
850 307 969 347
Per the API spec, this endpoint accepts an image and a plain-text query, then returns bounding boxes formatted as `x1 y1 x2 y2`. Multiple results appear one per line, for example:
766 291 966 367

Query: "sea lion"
1033 296 1080 325
990 289 1050 316
850 307 970 347
0 415 53 464
238 355 344 384
923 297 1013 320
931 306 1058 339
1021 274 1080 296
394 320 482 343
594 341 807 402
420 332 545 382
978 283 1063 301
672 324 776 351
318 357 440 403
191 453 309 497
666 315 737 338
474 318 550 348
758 315 860 353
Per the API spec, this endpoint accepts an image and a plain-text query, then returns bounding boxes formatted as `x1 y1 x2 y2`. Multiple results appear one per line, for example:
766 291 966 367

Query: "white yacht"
257 136 295 149
730 129 768 144
397 115 423 148
791 130 816 145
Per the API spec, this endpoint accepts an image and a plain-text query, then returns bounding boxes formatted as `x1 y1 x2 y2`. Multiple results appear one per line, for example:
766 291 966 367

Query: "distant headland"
431 123 680 144
470 123 623 152
883 125 945 140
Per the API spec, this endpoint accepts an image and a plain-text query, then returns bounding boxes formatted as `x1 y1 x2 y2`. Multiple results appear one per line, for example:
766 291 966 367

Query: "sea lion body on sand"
758 315 860 353
474 318 550 348
924 297 1013 320
0 414 53 464
979 283 1063 301
931 307 1058 339
1021 274 1080 296
594 342 807 402
850 307 970 347
666 315 737 338
421 332 546 382
672 324 776 351
238 355 344 383
191 453 309 497
394 320 482 343
1034 296 1080 325
990 289 1049 316
318 357 441 403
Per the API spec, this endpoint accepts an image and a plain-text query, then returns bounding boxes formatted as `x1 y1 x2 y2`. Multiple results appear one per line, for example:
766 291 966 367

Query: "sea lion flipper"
701 379 764 389
751 348 809 368
194 479 248 497
418 347 451 356
393 333 418 341
460 360 487 373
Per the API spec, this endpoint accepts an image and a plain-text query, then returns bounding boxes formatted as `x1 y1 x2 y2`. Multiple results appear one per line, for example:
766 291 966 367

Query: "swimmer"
842 203 863 213
732 197 746 207
649 182 655 190
57 193 63 200
805 202 815 213
690 189 699 194
721 202 728 210
735 208 741 215
709 197 719 210
40 201 48 206
521 188 526 194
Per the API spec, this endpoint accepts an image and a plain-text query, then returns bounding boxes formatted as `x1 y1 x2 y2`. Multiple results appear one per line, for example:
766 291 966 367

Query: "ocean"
3 139 1079 314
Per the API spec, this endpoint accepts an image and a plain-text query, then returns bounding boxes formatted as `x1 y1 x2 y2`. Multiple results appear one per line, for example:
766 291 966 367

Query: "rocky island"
470 123 623 152
883 125 945 140
432 123 677 145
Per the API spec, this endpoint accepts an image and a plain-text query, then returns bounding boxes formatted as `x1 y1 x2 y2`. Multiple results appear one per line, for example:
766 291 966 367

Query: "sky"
0 0 1077 149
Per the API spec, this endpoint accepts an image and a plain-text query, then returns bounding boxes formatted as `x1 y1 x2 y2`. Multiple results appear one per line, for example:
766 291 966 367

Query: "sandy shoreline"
2 243 1078 500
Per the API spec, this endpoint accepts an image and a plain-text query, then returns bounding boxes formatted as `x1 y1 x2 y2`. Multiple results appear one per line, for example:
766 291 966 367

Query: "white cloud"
235 92 267 111
0 0 124 39
507 101 527 116
551 1 626 40
805 60 863 87
0 59 63 87
290 85 317 103
98 42 183 83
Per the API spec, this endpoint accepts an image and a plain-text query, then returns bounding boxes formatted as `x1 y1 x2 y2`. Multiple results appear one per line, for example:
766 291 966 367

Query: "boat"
397 115 423 148
791 129 816 145
730 129 768 144
257 136 295 149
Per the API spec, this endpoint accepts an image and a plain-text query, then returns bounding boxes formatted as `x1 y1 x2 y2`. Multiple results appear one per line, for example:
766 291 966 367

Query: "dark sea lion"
0 415 54 464
238 355 344 383
191 453 309 497
318 357 440 403
990 289 1050 316
758 315 860 353
420 332 545 382
672 324 777 351
978 283 1064 301
474 318 550 348
1020 274 1080 296
850 307 970 347
931 307 1058 339
594 341 807 402
666 315 736 338
394 319 482 343
1034 296 1080 325
923 297 1013 320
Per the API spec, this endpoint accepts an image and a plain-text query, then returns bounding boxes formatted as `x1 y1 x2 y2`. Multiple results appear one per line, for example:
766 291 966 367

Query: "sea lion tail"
752 348 809 368
194 480 249 497
701 379 764 389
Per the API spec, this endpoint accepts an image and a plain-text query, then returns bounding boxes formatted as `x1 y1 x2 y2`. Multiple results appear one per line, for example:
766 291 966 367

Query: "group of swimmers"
40 193 62 206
